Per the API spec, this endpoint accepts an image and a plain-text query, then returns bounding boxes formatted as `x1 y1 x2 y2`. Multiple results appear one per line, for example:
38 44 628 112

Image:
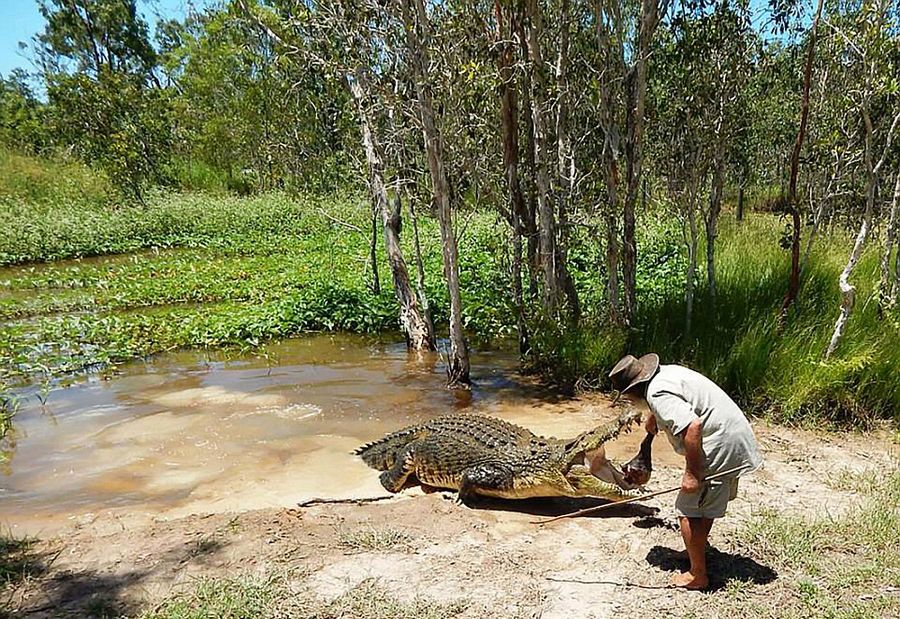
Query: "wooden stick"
531 465 750 525
297 495 395 507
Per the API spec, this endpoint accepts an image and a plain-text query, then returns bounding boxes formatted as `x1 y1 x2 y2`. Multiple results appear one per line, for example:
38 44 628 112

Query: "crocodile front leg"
458 462 516 502
379 442 418 492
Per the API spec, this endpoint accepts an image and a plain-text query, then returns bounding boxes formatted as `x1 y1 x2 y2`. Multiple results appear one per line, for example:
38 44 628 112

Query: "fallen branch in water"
297 495 395 507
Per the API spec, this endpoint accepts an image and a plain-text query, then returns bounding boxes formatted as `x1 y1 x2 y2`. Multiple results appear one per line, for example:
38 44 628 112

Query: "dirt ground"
4 417 897 619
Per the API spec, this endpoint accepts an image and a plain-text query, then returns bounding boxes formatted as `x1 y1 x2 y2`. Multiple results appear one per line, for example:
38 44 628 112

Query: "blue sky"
0 0 213 78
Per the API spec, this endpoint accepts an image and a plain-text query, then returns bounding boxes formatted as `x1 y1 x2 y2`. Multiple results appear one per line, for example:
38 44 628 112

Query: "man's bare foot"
671 571 709 590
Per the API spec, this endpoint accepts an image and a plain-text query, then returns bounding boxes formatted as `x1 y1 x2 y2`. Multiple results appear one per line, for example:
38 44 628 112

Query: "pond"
0 334 658 535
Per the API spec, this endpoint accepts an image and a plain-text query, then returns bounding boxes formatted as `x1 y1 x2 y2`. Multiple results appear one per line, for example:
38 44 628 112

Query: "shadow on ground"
463 495 660 519
1 530 231 618
645 544 778 591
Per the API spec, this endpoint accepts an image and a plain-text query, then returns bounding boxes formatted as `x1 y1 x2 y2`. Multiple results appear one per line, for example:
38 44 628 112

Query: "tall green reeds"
539 213 899 426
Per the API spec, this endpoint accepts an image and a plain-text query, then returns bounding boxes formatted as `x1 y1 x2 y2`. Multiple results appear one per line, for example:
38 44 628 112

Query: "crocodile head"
562 409 646 492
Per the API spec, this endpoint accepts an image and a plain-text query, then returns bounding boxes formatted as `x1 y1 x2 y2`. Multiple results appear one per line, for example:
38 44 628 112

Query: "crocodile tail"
354 425 423 471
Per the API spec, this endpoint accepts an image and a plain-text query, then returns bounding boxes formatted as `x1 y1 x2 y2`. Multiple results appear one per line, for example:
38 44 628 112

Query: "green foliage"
141 575 277 619
47 70 173 198
2 152 900 425
141 575 469 619
0 71 47 153
36 0 157 77
159 2 354 194
0 154 511 390
0 532 41 611
530 213 900 425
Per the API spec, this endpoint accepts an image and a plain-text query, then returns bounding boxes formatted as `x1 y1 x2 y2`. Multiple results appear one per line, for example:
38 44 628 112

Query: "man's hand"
644 413 658 435
681 469 701 494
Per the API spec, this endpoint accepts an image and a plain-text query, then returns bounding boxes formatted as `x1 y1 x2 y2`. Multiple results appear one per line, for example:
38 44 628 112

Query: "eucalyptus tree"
35 0 157 79
0 71 47 153
649 1 749 335
238 0 436 353
824 0 900 358
701 1 753 305
778 0 826 322
35 0 170 197
398 0 471 385
591 0 669 324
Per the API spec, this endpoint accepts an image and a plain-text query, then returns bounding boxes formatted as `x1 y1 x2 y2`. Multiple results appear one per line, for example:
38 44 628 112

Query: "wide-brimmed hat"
609 353 660 396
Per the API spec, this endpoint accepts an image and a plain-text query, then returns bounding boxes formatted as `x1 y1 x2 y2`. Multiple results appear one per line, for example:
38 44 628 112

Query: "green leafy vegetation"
534 213 900 426
1 149 899 429
0 0 898 431
0 532 42 617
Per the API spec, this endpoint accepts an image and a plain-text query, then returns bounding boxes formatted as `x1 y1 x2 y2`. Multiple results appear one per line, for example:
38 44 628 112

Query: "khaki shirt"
647 365 764 478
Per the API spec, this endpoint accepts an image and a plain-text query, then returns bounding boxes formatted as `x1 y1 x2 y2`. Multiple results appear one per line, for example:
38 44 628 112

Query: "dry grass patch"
141 574 468 619
726 468 900 618
334 525 415 553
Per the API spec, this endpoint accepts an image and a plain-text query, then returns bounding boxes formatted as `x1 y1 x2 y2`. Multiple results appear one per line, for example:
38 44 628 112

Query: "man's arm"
681 418 703 494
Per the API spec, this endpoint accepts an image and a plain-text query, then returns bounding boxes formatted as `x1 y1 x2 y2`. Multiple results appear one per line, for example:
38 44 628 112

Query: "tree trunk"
781 0 825 322
524 0 560 314
685 192 699 341
622 0 660 325
495 0 530 354
554 0 580 322
347 72 433 352
736 186 744 221
514 16 540 301
605 208 621 322
827 106 900 356
878 170 900 312
893 230 900 307
401 0 470 385
800 172 831 278
369 195 380 295
826 109 875 359
706 117 726 306
595 2 623 324
406 193 436 346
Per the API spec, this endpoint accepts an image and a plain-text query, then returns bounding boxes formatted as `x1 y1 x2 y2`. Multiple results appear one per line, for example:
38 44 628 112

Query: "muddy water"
0 334 676 535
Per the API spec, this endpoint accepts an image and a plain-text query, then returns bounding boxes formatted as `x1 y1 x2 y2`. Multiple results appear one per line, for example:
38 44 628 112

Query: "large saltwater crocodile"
355 409 653 501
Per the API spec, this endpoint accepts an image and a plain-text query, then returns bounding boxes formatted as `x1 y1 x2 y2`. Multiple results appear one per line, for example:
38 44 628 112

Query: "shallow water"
0 334 668 535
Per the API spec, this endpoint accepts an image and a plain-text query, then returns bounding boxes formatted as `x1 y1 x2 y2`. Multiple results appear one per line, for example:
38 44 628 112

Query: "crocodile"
355 409 650 501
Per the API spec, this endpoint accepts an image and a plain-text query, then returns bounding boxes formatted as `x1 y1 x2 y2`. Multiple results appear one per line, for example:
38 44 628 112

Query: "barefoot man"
610 354 763 590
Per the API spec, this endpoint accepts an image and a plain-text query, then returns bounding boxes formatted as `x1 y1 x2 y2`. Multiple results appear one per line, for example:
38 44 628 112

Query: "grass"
0 153 513 389
141 575 469 619
0 532 45 618
728 467 900 618
532 211 900 426
335 526 414 553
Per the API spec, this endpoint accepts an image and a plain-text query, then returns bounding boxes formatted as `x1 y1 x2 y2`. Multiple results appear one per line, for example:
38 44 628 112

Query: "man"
609 353 763 590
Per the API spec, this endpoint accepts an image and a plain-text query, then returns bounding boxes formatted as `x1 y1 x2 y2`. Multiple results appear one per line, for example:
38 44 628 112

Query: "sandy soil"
5 414 896 619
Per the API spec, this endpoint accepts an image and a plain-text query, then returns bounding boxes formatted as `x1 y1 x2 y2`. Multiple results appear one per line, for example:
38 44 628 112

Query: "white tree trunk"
878 169 900 310
401 0 469 385
685 192 699 340
348 73 433 351
525 0 560 314
827 108 900 357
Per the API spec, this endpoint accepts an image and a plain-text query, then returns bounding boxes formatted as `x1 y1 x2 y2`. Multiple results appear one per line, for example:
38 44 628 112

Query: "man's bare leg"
673 516 713 589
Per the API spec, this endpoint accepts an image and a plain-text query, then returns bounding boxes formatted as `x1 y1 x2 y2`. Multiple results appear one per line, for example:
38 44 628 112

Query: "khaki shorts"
675 476 739 519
